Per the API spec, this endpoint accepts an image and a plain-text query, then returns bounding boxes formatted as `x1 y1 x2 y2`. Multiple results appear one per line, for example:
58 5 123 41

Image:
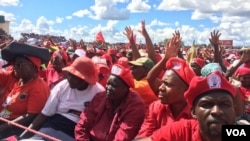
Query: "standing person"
135 70 237 141
75 64 146 141
20 56 105 140
0 42 50 139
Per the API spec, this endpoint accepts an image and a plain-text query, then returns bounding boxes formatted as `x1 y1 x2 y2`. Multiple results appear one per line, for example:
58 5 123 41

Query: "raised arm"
209 30 227 72
225 48 250 79
138 20 157 64
124 26 140 60
147 32 181 94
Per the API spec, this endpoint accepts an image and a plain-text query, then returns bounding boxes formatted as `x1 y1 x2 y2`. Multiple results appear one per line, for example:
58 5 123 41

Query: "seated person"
129 57 158 108
20 56 105 140
0 43 50 139
136 57 196 138
135 70 237 141
75 64 146 141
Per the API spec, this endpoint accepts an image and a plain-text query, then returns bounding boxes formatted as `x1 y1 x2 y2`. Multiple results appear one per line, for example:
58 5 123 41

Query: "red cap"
102 54 113 66
117 57 130 69
107 48 115 55
111 64 134 88
235 66 250 77
192 58 205 68
166 57 196 85
184 70 236 105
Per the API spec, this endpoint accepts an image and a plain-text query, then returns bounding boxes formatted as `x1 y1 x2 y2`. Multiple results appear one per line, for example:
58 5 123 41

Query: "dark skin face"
158 70 188 104
238 74 250 88
66 72 89 90
106 75 129 108
130 65 147 81
190 62 202 76
13 57 38 83
51 56 65 73
191 91 236 140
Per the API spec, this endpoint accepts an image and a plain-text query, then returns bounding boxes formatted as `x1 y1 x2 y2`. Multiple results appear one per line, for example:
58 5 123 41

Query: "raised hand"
164 30 182 59
138 20 147 37
240 48 250 63
123 26 134 42
209 30 221 47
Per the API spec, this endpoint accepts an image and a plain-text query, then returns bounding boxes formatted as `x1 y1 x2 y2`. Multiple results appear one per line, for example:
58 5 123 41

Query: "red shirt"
151 119 203 141
75 91 146 141
0 70 50 119
136 100 192 138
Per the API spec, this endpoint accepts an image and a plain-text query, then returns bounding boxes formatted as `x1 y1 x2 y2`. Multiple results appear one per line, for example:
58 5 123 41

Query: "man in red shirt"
134 70 237 141
75 64 146 141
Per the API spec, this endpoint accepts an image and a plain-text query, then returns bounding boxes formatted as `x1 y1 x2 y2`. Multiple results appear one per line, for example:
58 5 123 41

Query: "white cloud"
158 0 250 18
65 16 72 20
191 10 221 23
0 10 16 21
149 19 168 27
113 0 128 3
72 9 91 18
90 0 130 20
55 17 63 23
35 16 54 34
157 0 191 11
4 0 250 46
127 0 151 13
175 21 179 27
0 0 19 6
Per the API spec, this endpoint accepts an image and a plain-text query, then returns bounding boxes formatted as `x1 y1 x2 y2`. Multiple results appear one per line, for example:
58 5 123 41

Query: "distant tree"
159 38 184 46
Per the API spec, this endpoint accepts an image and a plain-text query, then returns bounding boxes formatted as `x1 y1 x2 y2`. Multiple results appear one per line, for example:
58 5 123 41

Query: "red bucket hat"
184 70 236 106
166 57 196 85
111 64 134 88
62 56 98 84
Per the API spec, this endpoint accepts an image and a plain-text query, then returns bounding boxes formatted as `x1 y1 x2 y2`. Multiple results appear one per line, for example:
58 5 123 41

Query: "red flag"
96 31 105 43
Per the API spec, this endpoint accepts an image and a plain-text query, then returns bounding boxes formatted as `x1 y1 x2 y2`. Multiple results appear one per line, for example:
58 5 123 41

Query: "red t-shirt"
0 70 50 119
136 100 192 138
151 119 203 141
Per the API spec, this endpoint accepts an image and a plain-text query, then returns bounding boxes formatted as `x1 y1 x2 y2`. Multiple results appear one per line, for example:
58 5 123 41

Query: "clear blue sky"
0 0 249 46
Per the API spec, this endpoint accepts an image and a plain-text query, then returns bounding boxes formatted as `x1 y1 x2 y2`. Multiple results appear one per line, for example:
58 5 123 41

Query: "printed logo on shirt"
0 108 11 118
19 92 28 100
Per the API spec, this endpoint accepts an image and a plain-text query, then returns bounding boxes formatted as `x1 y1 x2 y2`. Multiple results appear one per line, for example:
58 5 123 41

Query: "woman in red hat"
75 64 146 141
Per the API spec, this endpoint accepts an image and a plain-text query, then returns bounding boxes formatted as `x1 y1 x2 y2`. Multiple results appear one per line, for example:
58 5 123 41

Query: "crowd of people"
0 20 250 141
